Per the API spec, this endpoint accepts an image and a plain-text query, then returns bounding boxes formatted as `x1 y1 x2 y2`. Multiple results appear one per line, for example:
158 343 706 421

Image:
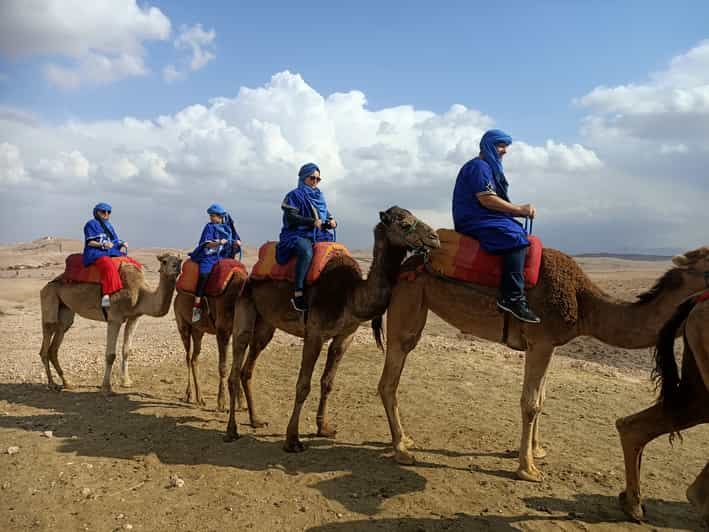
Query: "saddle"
176 259 248 297
61 254 142 284
250 241 360 284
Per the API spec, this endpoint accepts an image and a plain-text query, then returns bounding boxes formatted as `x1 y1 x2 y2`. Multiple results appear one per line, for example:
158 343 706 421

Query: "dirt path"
0 250 707 531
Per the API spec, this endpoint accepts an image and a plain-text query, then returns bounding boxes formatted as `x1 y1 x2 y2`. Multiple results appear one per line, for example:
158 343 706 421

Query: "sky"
0 0 708 254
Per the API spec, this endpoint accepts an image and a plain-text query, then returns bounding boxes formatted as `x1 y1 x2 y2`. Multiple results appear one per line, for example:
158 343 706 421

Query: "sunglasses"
98 210 111 214
308 175 322 183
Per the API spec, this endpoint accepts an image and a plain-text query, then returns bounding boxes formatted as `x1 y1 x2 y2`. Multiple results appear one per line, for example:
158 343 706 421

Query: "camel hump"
61 253 143 285
176 258 248 296
427 229 543 288
251 241 361 285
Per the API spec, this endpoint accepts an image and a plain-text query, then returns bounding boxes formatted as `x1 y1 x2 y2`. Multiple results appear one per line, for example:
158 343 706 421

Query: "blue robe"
189 222 241 275
276 187 334 264
452 158 529 254
82 218 125 266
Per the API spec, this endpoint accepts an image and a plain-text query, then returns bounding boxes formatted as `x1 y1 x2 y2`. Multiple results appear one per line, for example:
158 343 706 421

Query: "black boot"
291 293 308 312
497 298 541 324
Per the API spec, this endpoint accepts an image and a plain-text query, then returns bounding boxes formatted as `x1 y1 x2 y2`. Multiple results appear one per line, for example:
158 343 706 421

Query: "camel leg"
284 334 325 453
225 298 257 442
178 322 194 403
316 333 354 438
101 320 122 393
531 373 549 459
241 317 275 427
120 317 139 387
45 306 75 390
40 323 58 390
190 329 206 407
379 289 428 465
687 461 709 527
615 401 703 522
517 342 554 482
215 328 231 412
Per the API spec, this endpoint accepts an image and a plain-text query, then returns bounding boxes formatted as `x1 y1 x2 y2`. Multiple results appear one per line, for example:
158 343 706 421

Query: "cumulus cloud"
163 24 216 83
0 143 28 186
0 0 171 88
0 69 704 253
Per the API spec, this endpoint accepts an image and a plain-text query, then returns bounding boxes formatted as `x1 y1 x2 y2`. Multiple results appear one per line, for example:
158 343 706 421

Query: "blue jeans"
500 246 528 303
293 237 314 291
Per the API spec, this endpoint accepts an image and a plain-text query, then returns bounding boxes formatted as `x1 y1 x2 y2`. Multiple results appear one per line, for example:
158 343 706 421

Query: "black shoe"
291 295 308 312
497 298 541 324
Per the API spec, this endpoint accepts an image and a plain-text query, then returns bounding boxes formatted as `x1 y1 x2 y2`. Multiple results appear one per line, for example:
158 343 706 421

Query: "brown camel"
39 253 182 392
224 206 440 451
616 290 709 525
173 273 247 411
376 243 709 481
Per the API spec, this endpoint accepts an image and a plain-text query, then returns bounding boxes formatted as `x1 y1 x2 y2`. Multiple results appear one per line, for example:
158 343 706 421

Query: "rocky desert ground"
0 237 706 531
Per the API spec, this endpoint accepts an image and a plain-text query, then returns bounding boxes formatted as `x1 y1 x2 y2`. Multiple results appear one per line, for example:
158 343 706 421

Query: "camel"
224 206 440 451
376 244 709 481
39 253 182 392
173 272 247 412
616 290 709 525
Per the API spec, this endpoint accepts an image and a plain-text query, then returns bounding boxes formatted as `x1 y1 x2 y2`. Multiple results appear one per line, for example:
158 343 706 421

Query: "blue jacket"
82 218 125 266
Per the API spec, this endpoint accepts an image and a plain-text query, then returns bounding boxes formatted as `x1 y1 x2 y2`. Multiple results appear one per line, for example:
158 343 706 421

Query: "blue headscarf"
206 203 236 240
480 129 512 201
92 202 117 241
296 162 328 221
93 202 112 216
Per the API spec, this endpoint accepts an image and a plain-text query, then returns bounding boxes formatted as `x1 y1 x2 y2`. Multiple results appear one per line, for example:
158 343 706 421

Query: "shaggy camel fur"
39 253 182 392
173 273 247 411
376 245 709 481
224 206 440 451
616 291 709 525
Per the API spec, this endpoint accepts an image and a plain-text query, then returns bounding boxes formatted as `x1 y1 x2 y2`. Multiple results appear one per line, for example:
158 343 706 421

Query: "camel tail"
653 296 696 410
372 315 385 353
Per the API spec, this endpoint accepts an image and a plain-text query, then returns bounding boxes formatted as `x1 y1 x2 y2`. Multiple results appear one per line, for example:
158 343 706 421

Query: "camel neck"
137 273 176 317
352 224 406 320
580 285 691 349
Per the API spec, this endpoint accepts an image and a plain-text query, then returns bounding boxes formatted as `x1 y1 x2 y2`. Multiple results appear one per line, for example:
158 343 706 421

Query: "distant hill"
574 252 673 262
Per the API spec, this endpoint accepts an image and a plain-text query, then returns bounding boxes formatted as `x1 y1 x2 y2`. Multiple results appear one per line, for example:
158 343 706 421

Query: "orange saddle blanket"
176 259 248 297
250 241 359 285
426 229 543 288
62 254 142 284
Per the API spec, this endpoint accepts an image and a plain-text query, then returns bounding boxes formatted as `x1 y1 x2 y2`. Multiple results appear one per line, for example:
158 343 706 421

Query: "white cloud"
0 143 28 186
0 0 171 88
163 24 216 82
0 69 705 254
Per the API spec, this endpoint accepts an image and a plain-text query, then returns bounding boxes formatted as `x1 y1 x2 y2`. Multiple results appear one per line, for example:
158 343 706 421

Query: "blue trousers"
293 237 314 291
500 246 528 303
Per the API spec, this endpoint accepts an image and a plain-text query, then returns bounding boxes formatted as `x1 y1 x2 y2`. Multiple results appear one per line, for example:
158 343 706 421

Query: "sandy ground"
0 238 706 532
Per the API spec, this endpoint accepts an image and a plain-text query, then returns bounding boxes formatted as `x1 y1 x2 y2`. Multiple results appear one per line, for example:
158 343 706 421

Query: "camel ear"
672 254 689 268
156 253 167 262
379 210 392 225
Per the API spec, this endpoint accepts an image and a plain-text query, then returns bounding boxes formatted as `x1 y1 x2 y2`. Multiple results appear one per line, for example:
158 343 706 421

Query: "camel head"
378 206 440 252
157 252 182 278
672 246 709 290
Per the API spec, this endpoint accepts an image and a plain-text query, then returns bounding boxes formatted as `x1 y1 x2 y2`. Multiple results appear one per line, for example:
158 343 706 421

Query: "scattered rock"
81 487 92 498
123 525 133 530
41 430 53 438
7 446 19 455
168 474 185 488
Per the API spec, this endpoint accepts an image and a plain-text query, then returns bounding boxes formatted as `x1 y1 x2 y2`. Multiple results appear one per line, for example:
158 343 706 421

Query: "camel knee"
400 334 420 354
521 399 542 423
106 352 117 365
295 383 311 404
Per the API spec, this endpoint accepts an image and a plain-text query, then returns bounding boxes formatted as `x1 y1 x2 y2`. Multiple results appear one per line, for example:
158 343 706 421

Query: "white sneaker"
191 306 202 323
101 295 111 308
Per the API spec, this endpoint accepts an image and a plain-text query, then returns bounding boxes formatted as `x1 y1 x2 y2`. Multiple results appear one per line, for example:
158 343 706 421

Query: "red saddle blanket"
697 290 709 303
426 229 543 288
250 241 359 285
176 259 248 297
62 254 142 284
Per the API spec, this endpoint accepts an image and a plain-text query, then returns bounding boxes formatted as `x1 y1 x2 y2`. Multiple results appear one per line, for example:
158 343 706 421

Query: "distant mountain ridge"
574 252 673 262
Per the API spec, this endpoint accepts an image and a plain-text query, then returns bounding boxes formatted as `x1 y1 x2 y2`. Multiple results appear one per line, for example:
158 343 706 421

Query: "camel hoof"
402 435 415 448
532 446 547 459
317 424 338 438
47 383 62 392
216 402 226 413
619 491 645 522
283 439 307 453
223 431 240 443
121 380 133 388
101 386 114 396
394 449 416 465
181 395 192 404
250 419 268 429
62 381 74 390
516 466 544 482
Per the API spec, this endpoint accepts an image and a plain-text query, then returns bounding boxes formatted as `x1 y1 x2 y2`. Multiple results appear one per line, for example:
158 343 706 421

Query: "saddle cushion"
176 258 248 297
428 229 543 288
250 241 359 285
697 290 709 303
62 254 142 284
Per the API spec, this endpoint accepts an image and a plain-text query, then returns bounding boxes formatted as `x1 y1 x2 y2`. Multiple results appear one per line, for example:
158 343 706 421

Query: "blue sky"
1 1 708 253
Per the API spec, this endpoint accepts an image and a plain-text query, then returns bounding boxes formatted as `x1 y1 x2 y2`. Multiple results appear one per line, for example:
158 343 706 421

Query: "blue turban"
480 129 512 201
93 202 112 216
298 163 320 183
207 203 227 216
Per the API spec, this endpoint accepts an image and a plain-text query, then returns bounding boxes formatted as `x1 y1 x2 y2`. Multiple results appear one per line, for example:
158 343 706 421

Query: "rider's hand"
234 240 242 248
314 219 323 229
206 240 219 248
104 241 114 249
220 239 228 245
328 219 337 229
520 204 536 219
